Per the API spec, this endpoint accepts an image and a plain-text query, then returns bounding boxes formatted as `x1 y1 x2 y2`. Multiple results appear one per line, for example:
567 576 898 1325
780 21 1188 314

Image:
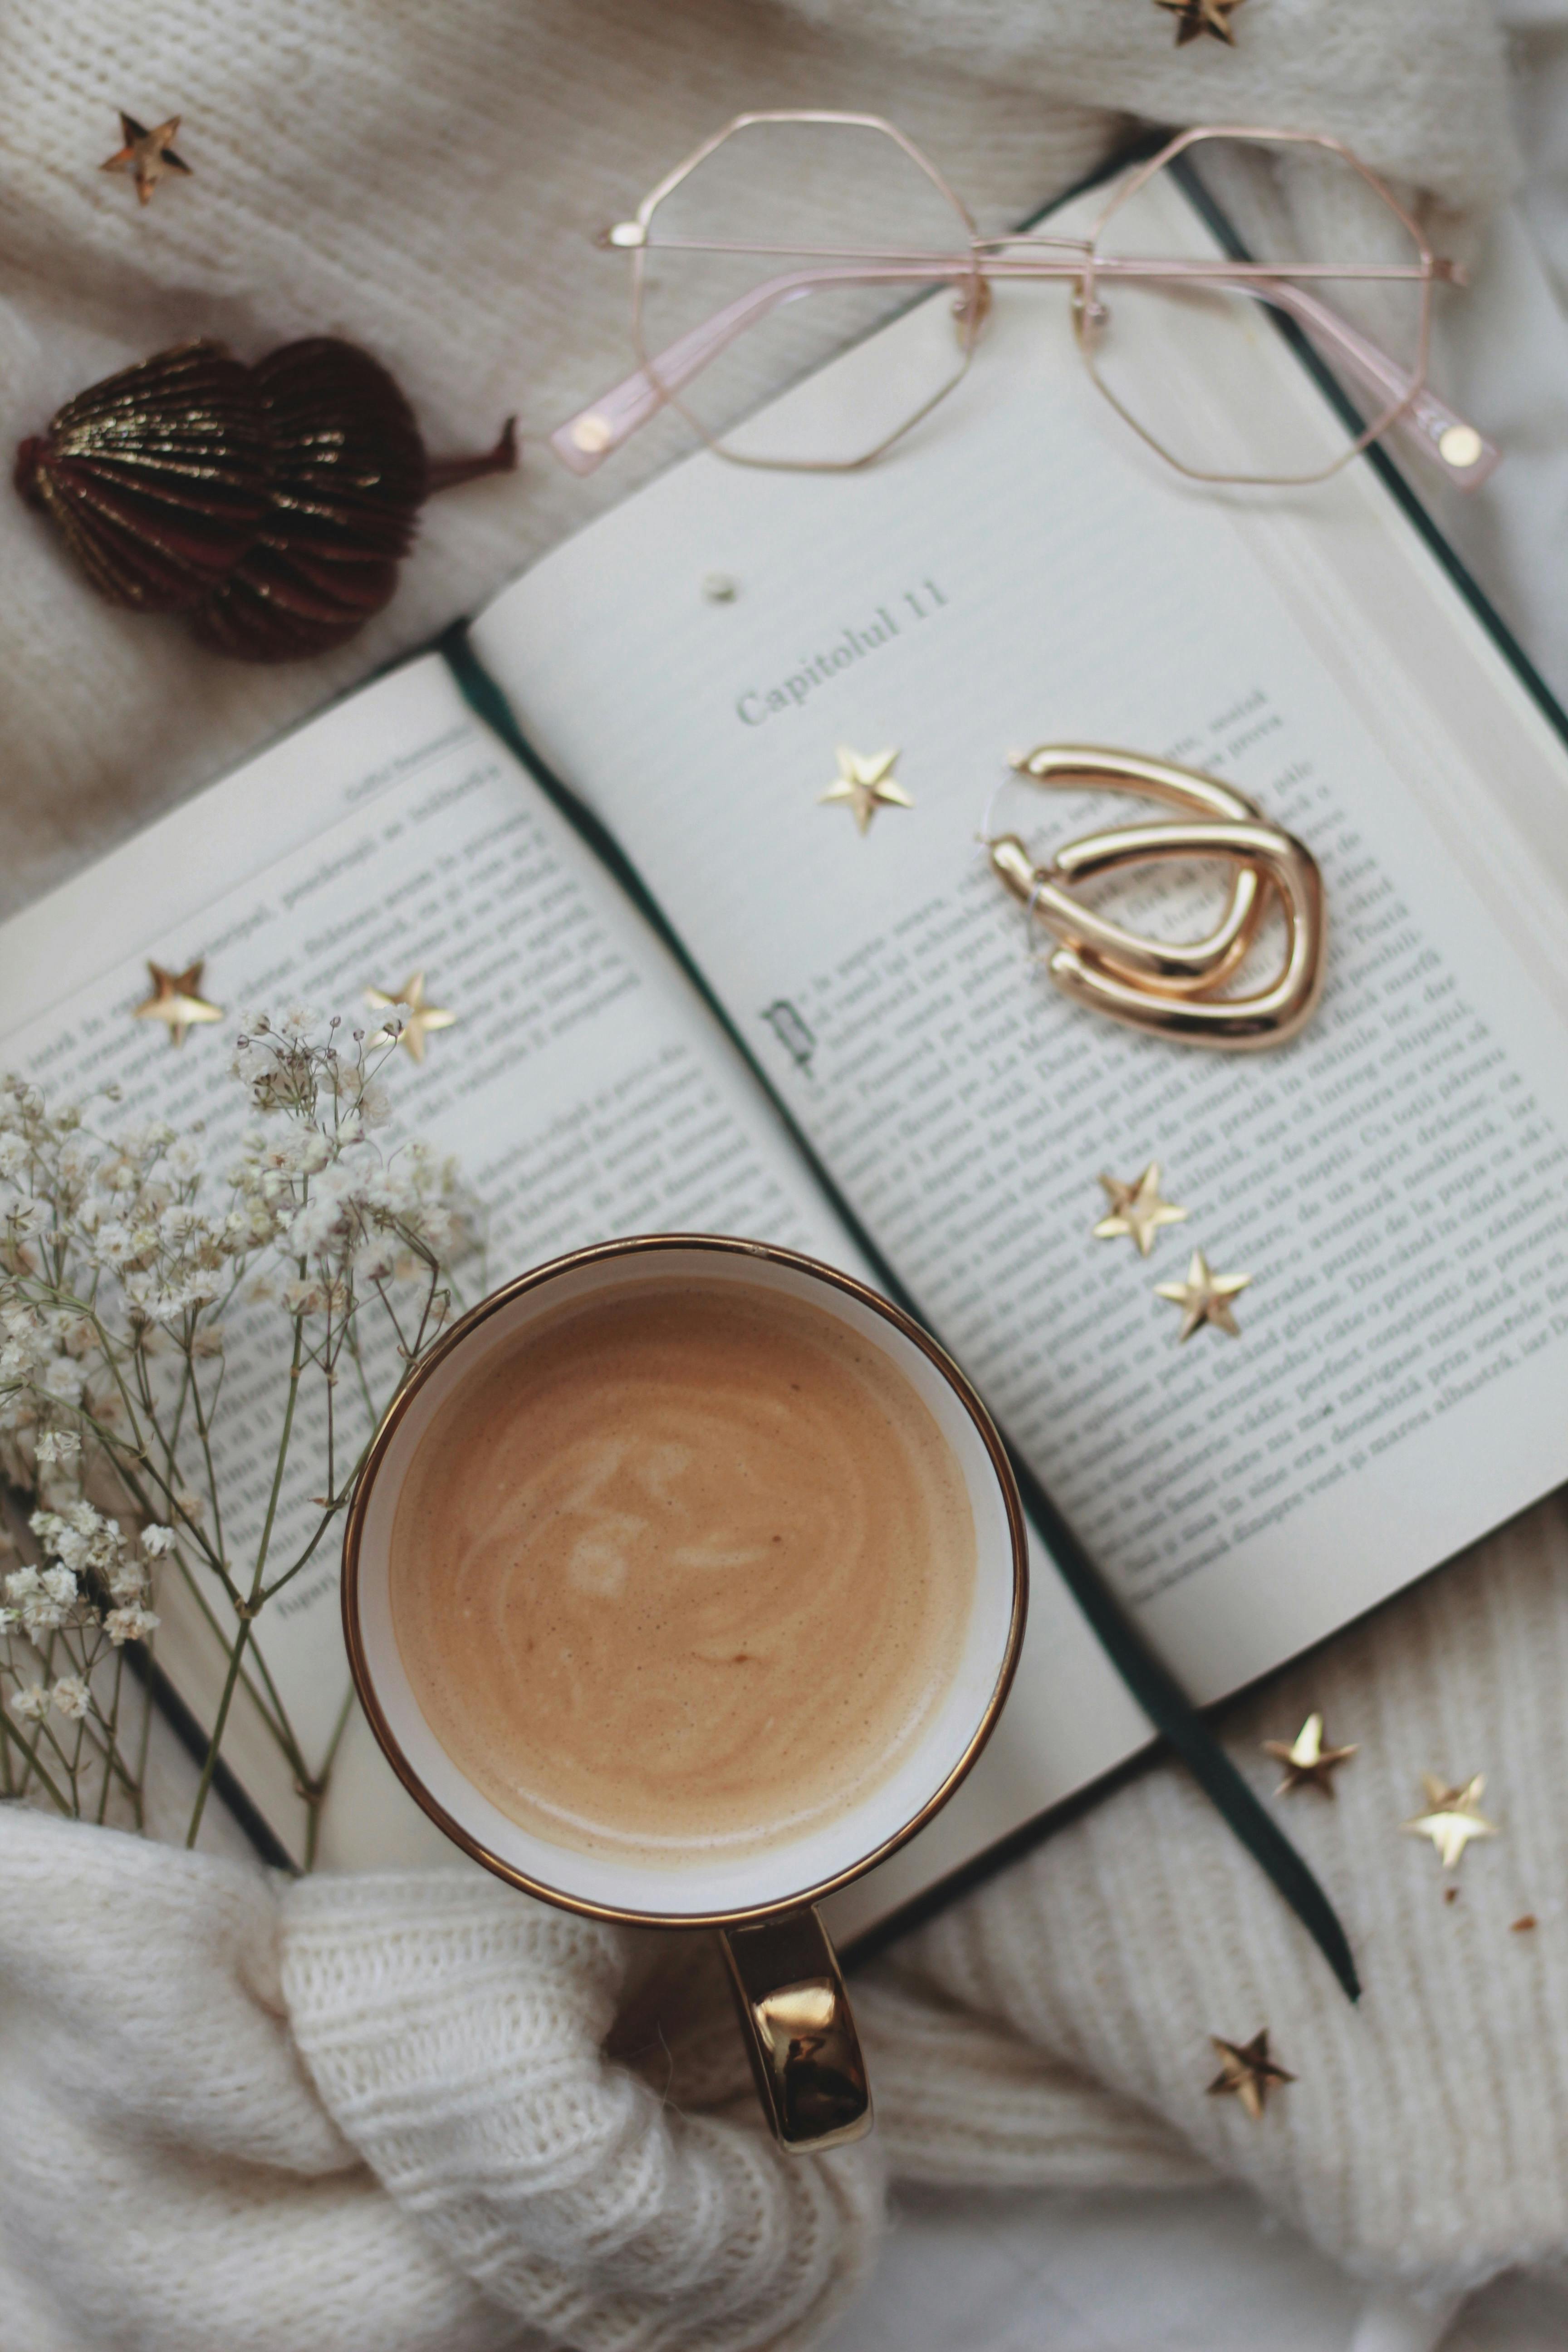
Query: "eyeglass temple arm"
551 255 1497 487
1247 276 1499 487
550 261 951 474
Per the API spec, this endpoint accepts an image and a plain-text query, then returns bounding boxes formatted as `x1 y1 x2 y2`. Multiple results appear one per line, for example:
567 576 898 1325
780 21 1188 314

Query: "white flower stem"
0 1707 69 1812
187 1303 306 1847
304 1685 357 1871
185 1614 252 1848
164 1545 312 1789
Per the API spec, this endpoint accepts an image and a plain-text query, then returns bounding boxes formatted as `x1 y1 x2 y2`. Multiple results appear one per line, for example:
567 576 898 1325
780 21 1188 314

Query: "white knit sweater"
6 1507 1567 2347
0 4 1556 2348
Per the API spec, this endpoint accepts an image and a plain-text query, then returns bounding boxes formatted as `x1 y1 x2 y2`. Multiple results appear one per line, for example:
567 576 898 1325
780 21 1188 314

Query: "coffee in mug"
387 1278 977 1865
344 1237 1027 2151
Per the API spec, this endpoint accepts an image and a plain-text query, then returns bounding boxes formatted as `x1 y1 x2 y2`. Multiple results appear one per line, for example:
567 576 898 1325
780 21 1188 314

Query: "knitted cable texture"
0 1807 883 2352
281 1872 885 2350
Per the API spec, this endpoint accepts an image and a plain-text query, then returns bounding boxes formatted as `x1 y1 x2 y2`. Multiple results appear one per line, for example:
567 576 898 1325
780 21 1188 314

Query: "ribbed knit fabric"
282 1873 885 2350
0 1810 498 2352
896 1496 1568 2299
0 1808 883 2352
7 1505 1568 2344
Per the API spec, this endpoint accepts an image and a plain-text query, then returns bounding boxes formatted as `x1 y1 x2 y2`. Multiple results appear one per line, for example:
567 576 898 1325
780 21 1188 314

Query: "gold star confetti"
1403 1774 1497 1871
1155 1249 1250 1341
364 971 456 1064
100 113 192 206
132 959 224 1048
1093 1163 1188 1258
818 746 912 836
1154 0 1245 44
1206 2030 1294 2122
1263 1712 1358 1800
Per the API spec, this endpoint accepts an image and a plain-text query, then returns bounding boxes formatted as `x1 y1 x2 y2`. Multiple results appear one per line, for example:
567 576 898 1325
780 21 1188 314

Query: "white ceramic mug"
343 1235 1028 2149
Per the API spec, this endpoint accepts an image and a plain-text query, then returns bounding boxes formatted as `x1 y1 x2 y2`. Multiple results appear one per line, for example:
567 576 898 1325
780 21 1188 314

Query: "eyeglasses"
549 113 1496 493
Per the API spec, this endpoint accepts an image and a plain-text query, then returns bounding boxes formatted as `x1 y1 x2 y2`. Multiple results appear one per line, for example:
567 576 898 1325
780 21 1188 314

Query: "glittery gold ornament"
1206 2029 1294 2120
132 960 224 1048
1093 1163 1187 1257
1263 1713 1358 1799
100 112 191 206
1403 1774 1497 1870
364 973 456 1064
1155 1249 1250 1341
818 747 912 835
15 339 516 661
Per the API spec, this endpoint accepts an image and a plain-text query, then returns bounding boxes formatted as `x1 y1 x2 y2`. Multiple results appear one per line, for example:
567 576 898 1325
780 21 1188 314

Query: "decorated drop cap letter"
987 744 1325 1050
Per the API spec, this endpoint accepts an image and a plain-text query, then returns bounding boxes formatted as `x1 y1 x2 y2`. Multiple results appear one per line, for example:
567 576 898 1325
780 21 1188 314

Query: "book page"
0 655 897 1866
0 650 1154 1920
473 167 1568 1918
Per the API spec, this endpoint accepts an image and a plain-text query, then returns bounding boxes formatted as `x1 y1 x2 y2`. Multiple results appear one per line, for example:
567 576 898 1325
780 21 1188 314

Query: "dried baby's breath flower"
50 1674 90 1720
104 1603 159 1646
0 1010 473 1846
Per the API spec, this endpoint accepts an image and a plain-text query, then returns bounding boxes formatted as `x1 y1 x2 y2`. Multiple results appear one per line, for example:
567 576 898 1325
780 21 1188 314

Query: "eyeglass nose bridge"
1069 281 1109 346
951 271 994 345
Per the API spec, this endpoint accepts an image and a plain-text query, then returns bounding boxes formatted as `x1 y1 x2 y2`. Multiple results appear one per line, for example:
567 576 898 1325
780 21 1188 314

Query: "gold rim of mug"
341 1232 1030 1929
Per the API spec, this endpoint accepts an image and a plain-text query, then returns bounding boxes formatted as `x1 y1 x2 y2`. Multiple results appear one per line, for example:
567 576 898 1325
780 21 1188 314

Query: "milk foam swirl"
390 1280 976 1864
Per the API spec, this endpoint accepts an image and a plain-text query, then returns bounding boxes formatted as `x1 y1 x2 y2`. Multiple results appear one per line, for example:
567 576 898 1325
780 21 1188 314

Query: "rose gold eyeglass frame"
551 113 1498 493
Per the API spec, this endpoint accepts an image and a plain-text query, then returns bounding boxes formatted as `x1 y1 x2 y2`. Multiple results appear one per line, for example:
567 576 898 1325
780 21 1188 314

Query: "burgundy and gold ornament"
15 338 516 662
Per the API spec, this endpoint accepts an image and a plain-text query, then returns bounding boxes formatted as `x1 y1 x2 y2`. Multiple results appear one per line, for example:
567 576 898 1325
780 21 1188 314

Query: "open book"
7 162 1568 1948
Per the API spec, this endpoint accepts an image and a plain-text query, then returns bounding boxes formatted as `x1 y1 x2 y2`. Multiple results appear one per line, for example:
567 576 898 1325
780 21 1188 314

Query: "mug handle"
720 1905 872 2151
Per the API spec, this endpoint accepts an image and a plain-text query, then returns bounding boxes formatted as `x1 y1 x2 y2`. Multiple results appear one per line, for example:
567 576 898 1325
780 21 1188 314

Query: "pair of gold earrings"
984 746 1325 1051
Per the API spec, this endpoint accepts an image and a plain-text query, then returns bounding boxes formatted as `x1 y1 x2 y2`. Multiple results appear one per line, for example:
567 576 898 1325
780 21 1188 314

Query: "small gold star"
1263 1713 1358 1799
1207 2030 1294 2122
1155 1249 1250 1341
1154 0 1245 44
100 113 192 206
1093 1163 1188 1258
1403 1774 1497 1870
818 746 912 836
364 972 456 1063
132 960 223 1048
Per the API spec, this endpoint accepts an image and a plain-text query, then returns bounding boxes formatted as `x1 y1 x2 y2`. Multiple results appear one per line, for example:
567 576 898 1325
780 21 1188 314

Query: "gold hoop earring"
986 746 1325 1050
